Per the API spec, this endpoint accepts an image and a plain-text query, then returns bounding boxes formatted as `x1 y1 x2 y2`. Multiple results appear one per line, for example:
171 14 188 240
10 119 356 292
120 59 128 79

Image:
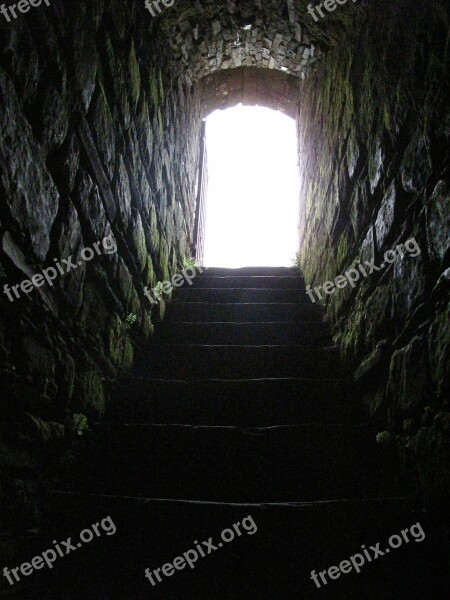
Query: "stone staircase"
12 268 448 599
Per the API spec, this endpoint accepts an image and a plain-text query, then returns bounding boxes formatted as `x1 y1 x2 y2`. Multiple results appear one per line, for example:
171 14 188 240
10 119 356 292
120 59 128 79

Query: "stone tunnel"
0 0 449 598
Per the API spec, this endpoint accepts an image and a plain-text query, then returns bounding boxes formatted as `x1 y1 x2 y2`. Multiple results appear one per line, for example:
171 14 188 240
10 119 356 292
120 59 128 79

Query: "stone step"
166 302 322 323
174 287 311 303
107 378 358 426
65 424 409 502
20 493 447 599
192 275 305 289
152 321 331 345
137 344 345 379
201 267 299 277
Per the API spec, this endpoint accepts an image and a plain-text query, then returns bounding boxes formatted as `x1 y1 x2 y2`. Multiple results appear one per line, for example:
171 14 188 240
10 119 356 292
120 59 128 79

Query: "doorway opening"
202 105 301 268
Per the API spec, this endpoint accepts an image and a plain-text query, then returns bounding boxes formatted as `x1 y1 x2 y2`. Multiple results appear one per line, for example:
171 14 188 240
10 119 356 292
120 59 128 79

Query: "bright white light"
203 105 300 267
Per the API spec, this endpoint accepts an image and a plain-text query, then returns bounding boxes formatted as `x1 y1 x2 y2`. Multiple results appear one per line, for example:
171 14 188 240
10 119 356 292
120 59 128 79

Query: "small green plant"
154 281 165 295
71 413 89 436
291 251 301 270
182 256 197 269
123 312 137 330
376 430 393 444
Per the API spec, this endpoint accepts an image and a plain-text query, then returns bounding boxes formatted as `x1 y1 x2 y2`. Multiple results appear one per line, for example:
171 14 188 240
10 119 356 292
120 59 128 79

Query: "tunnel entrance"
201 105 300 267
0 1 448 596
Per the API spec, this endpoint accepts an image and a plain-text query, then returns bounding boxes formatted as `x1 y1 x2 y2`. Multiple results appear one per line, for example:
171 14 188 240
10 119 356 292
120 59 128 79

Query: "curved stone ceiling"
157 0 323 84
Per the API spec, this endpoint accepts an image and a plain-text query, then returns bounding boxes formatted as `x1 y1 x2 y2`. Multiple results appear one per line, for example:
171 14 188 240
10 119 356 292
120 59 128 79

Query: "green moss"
149 67 165 111
132 221 148 272
150 70 159 107
128 286 142 316
141 311 154 340
122 340 134 370
116 261 134 307
128 40 141 106
336 232 348 270
158 68 165 104
79 284 110 335
158 238 170 283
150 206 160 251
76 370 105 418
108 315 134 371
144 256 155 288
341 298 366 359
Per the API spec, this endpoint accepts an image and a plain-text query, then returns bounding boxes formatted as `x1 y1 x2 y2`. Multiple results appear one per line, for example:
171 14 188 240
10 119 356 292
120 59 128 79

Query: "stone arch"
160 0 321 84
200 67 300 119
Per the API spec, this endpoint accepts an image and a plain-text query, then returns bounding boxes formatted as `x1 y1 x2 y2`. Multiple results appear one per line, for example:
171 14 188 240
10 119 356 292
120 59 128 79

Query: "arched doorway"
202 104 300 267
192 67 302 267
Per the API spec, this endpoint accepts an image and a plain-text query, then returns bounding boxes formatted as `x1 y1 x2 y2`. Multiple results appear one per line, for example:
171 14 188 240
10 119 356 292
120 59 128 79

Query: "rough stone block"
401 129 432 194
75 370 105 418
388 335 430 416
392 245 426 317
114 155 132 227
91 83 116 181
0 69 59 261
428 303 450 397
426 181 450 264
375 181 398 251
77 118 117 224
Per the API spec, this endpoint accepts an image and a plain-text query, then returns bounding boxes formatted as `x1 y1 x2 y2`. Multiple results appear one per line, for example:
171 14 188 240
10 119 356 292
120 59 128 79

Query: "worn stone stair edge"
91 423 371 431
51 490 413 509
115 377 348 383
147 343 341 349
178 286 306 292
195 276 303 278
157 321 326 325
172 298 321 313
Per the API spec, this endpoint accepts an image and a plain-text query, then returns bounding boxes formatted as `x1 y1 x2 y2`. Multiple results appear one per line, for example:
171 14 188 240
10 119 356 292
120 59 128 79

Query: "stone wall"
297 0 450 515
0 0 202 429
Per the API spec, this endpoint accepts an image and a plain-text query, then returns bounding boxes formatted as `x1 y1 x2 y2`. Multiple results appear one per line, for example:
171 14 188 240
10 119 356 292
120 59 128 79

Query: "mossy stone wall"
297 0 449 513
0 1 202 424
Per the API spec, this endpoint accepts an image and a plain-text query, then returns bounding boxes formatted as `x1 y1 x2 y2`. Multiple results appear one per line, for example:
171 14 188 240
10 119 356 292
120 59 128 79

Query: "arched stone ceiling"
200 67 300 118
157 0 323 84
